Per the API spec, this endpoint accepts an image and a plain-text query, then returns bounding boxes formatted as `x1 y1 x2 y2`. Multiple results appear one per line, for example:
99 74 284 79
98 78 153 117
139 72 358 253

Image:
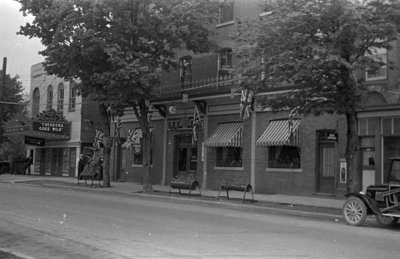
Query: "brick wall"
120 120 164 184
254 111 347 195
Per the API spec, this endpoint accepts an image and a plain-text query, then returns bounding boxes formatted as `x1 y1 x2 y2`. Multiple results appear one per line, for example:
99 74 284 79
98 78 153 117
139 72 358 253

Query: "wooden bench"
169 176 201 196
218 182 254 203
78 164 102 187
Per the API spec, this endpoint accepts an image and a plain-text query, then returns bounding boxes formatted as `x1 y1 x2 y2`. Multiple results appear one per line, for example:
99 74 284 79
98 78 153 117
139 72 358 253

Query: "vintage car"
343 157 400 226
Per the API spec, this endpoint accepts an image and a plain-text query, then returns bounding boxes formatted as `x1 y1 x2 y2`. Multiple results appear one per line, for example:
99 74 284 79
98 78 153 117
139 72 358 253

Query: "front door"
317 143 336 194
174 135 197 177
361 147 375 192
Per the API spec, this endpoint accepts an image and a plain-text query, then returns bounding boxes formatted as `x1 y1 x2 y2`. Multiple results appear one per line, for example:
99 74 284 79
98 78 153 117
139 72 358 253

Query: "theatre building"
4 63 100 176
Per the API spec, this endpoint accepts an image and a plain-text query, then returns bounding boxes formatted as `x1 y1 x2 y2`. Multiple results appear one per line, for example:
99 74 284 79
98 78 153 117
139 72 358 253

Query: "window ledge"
365 76 387 81
265 168 302 173
214 166 243 171
259 11 273 17
216 21 234 28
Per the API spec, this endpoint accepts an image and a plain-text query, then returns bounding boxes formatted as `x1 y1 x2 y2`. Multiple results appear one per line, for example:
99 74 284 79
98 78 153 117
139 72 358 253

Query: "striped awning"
204 122 243 147
256 120 300 147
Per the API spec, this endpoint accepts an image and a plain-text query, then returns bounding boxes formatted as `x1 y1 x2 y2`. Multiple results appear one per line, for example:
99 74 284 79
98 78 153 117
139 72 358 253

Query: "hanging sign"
25 136 45 146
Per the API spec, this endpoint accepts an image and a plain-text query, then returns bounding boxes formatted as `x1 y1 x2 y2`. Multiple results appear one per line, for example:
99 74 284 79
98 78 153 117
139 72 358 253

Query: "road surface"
0 182 399 258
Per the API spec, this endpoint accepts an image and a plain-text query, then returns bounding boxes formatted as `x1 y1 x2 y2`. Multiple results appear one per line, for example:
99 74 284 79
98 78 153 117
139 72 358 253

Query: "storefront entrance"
316 130 337 194
317 142 336 194
34 147 77 177
174 135 197 177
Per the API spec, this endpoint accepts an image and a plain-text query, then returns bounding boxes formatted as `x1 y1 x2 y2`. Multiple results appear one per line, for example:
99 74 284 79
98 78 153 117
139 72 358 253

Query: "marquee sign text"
32 121 70 136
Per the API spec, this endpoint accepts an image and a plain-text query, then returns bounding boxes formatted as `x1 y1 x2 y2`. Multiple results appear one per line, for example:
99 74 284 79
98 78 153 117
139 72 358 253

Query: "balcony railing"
154 74 238 98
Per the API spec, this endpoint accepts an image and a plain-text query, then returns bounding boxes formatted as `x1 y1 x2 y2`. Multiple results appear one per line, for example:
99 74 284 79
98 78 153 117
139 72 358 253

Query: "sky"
0 0 45 93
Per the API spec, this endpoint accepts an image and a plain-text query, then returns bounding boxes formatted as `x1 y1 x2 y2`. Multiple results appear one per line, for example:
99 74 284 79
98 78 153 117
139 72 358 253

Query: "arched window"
46 85 53 110
57 83 64 112
69 81 77 111
32 88 40 117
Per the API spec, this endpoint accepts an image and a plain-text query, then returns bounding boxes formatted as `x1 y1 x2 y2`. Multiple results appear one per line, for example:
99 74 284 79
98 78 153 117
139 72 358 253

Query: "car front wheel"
343 197 367 226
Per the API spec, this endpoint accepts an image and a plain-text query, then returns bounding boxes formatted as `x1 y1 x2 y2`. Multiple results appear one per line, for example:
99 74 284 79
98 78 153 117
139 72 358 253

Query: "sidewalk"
0 174 345 219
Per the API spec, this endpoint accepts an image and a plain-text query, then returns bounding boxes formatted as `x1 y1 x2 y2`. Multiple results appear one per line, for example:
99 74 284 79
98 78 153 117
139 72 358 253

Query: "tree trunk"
142 129 152 192
345 110 361 193
132 100 153 192
99 103 111 187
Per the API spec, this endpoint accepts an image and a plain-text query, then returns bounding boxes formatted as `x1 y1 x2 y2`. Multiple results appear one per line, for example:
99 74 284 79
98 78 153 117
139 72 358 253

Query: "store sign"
25 136 45 146
318 130 338 142
3 125 30 134
32 121 70 136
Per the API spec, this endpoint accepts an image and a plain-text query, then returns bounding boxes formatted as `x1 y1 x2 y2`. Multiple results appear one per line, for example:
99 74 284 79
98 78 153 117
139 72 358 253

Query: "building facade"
111 0 357 196
7 63 101 177
14 1 399 197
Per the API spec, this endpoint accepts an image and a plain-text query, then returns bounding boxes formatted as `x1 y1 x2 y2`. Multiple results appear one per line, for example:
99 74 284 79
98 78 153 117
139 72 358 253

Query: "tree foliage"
0 73 25 125
0 73 26 165
236 0 400 192
17 0 217 190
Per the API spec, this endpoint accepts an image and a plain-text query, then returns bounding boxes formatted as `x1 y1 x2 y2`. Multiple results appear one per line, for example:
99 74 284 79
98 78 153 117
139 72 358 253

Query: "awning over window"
204 122 242 147
256 120 300 147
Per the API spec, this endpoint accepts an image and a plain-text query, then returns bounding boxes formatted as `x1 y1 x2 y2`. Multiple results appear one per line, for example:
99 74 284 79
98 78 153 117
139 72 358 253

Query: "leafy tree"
236 0 400 192
17 0 217 191
0 73 25 126
0 73 25 170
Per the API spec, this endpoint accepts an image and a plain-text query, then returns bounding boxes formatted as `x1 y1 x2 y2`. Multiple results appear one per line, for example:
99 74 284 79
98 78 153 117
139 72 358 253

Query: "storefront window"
383 136 400 182
133 146 152 166
268 146 300 169
216 147 242 167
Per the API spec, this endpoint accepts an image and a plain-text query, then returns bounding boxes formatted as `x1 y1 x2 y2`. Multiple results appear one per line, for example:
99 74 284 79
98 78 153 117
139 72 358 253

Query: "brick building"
112 0 353 196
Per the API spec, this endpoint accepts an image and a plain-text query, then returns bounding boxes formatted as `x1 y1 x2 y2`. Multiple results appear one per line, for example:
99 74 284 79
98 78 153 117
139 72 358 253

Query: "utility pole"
0 57 6 129
0 57 6 173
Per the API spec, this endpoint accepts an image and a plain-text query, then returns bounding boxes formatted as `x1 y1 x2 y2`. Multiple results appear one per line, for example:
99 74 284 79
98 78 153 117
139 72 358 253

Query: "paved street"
0 182 400 259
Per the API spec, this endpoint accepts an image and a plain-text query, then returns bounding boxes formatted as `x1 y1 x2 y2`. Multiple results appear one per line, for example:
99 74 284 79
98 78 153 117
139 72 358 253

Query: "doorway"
317 142 336 194
361 147 375 192
174 135 197 178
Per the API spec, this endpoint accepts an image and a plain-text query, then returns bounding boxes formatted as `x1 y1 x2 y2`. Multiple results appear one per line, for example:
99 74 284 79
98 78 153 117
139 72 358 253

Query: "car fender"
345 192 381 215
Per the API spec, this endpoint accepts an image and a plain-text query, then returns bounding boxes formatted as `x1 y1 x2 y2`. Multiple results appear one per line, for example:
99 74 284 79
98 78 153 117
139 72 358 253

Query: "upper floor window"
366 47 387 81
46 85 53 110
32 88 40 117
69 82 77 111
220 48 232 69
218 1 234 24
179 56 192 88
57 83 64 112
218 48 232 78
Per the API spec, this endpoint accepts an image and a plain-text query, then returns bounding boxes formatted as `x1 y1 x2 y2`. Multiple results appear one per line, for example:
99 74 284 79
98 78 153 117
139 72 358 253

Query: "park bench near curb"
78 165 102 187
217 180 254 203
169 175 201 197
